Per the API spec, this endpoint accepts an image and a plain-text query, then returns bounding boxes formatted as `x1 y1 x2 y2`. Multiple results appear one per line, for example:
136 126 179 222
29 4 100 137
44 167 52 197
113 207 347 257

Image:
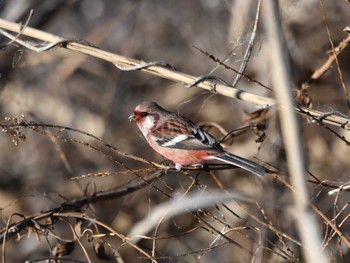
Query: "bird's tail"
210 152 268 177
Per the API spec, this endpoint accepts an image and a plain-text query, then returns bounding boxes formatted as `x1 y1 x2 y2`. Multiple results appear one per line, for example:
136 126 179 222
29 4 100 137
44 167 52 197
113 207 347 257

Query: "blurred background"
0 0 350 262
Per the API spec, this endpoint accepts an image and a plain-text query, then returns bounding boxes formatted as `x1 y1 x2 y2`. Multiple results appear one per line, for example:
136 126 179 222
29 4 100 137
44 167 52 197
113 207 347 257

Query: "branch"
0 18 349 131
263 1 327 262
0 169 165 244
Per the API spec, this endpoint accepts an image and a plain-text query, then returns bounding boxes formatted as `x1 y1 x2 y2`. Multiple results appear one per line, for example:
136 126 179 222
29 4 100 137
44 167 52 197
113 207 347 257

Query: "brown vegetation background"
0 1 350 262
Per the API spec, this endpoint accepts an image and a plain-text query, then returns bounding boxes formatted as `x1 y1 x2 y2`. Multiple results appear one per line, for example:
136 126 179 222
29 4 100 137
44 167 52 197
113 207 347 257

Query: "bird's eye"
140 112 149 117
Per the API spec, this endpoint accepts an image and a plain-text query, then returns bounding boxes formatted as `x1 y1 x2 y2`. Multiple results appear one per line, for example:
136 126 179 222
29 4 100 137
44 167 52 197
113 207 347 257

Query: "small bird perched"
129 101 267 176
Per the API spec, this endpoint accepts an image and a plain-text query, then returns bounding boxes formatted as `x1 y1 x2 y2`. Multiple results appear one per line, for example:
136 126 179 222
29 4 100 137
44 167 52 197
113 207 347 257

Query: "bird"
129 101 267 176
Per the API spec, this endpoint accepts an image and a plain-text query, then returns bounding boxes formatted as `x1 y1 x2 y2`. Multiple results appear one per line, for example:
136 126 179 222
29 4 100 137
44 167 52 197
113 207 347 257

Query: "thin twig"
316 0 350 115
231 0 261 88
301 32 350 91
0 169 166 243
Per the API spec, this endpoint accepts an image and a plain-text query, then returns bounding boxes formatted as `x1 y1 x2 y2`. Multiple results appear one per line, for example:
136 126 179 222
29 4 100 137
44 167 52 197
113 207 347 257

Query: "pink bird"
129 101 267 176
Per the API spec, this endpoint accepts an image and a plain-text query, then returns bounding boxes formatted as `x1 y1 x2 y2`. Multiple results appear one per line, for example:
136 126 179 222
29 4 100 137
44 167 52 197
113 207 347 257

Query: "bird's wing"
151 115 223 151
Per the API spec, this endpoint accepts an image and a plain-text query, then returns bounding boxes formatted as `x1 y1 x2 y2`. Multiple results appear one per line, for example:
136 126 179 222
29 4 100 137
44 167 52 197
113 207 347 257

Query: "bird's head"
129 101 162 133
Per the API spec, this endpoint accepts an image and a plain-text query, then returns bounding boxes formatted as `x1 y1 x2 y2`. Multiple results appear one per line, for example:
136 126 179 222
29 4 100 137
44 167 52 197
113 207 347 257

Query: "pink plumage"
129 101 267 176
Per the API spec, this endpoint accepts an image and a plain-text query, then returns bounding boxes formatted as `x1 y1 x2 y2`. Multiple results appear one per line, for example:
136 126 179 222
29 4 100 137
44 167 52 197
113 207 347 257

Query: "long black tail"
211 152 267 177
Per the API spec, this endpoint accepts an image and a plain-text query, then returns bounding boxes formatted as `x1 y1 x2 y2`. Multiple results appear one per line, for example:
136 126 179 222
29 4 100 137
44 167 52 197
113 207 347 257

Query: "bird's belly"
154 146 214 165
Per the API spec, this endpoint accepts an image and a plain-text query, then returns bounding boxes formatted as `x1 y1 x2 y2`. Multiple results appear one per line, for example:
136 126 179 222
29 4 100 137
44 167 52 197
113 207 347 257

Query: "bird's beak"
129 114 138 122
